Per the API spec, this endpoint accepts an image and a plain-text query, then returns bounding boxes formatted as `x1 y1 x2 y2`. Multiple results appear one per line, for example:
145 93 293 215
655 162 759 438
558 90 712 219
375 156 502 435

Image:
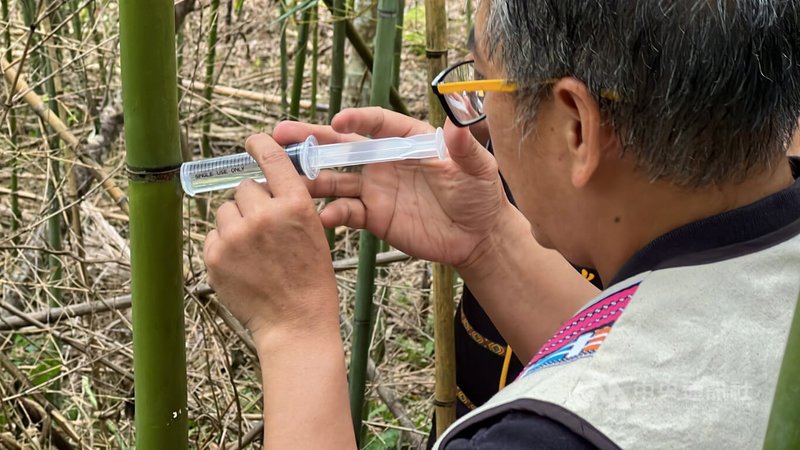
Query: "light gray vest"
436 227 800 449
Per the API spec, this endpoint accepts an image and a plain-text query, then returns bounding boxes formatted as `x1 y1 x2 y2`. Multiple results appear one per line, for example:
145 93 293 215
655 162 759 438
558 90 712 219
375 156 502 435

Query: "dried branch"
0 58 129 214
0 352 82 449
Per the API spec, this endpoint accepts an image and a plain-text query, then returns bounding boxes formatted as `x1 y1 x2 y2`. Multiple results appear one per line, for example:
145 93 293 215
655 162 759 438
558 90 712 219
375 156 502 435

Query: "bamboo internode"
348 0 399 440
432 262 457 435
424 0 457 435
119 0 188 447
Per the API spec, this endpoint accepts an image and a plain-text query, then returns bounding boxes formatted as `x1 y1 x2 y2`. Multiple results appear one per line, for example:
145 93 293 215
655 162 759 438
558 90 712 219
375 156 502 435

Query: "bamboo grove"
0 0 797 449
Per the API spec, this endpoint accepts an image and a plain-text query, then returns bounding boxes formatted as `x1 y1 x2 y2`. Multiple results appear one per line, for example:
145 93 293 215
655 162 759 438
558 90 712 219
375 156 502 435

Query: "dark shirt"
442 158 800 449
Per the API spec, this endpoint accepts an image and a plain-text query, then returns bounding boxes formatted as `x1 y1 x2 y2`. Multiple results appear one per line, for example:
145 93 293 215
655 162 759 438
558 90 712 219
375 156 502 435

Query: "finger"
234 178 273 214
203 229 219 260
272 121 363 147
443 119 498 178
304 170 363 199
319 198 367 229
331 107 434 138
245 133 311 199
215 201 242 236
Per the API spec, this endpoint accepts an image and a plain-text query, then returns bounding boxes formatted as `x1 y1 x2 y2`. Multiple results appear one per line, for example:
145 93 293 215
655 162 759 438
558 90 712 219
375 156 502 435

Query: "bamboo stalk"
348 0 398 440
465 0 472 36
1 59 130 214
424 0 456 434
279 1 288 116
51 8 91 282
327 0 346 121
1 0 20 242
69 0 100 132
432 262 456 435
370 0 397 108
320 0 409 115
41 11 74 307
392 0 404 91
309 2 318 122
424 0 448 127
764 293 800 448
324 0 348 248
119 0 187 446
348 230 380 439
201 0 220 157
289 5 312 119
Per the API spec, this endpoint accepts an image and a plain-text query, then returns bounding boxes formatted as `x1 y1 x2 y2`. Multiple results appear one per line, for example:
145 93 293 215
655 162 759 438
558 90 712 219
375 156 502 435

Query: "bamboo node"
425 49 448 59
432 399 457 407
126 164 182 182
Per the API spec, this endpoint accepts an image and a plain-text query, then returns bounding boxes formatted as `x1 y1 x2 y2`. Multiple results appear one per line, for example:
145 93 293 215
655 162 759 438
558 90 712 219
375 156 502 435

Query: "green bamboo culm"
119 0 188 447
764 293 800 449
28 2 65 307
279 1 289 116
201 0 220 158
392 0 404 90
289 5 313 119
70 0 100 133
349 230 379 440
327 0 346 121
321 0 410 115
2 0 20 241
348 0 397 440
309 2 319 122
465 0 472 36
324 0 348 248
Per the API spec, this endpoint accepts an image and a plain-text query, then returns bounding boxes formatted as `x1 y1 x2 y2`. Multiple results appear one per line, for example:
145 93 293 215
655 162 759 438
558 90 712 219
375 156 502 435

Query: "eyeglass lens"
442 62 485 125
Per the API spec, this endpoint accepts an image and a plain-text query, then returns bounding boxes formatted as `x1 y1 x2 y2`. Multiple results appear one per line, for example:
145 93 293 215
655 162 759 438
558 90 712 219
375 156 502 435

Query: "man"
203 0 800 447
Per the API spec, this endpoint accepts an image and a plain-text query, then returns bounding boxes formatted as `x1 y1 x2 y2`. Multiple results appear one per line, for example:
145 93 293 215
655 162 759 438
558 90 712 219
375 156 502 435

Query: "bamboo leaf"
275 0 319 23
764 293 800 448
82 376 98 409
30 359 61 387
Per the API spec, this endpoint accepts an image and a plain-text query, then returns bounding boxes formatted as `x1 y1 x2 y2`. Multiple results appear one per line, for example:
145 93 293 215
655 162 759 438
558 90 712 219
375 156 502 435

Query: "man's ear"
551 78 612 188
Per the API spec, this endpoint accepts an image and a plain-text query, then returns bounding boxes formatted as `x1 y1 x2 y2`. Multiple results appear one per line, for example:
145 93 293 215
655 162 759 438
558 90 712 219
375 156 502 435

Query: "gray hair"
484 0 800 187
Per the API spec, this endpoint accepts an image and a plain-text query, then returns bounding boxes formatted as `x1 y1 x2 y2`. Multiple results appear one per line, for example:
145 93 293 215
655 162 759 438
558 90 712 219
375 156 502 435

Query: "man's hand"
273 107 516 272
203 133 340 342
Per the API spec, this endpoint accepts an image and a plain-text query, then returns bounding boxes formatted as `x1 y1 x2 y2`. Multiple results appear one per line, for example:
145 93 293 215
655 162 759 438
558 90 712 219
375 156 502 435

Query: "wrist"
456 203 533 279
252 312 355 449
253 314 342 360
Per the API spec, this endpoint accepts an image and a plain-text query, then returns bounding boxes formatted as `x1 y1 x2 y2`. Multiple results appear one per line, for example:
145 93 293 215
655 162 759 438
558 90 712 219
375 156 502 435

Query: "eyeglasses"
431 60 517 127
431 60 623 128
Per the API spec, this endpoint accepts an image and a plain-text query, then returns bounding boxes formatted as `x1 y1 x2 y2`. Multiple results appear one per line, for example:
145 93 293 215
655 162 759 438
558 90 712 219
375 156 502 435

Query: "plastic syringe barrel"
179 129 446 196
180 136 318 196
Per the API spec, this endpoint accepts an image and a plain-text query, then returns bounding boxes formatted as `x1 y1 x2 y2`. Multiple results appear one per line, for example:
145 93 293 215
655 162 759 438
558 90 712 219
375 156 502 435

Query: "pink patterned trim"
518 283 639 378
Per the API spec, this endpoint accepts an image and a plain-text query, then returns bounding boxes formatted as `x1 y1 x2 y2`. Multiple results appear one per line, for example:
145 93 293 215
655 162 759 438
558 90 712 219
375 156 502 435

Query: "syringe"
180 128 446 196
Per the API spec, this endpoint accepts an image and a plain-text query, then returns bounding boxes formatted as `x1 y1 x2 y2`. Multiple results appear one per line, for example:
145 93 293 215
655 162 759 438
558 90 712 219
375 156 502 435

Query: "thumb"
443 120 498 179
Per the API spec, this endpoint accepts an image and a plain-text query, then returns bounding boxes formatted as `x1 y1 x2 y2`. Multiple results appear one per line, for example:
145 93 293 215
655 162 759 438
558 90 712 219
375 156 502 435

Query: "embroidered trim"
460 302 507 356
518 283 640 379
457 387 477 410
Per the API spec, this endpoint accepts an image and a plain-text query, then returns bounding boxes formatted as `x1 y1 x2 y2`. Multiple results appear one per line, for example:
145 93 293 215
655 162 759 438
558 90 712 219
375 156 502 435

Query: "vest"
435 223 800 449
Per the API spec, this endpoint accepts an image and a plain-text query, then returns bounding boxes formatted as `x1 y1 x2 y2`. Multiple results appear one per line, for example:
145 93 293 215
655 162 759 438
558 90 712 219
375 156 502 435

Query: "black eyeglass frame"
430 60 518 127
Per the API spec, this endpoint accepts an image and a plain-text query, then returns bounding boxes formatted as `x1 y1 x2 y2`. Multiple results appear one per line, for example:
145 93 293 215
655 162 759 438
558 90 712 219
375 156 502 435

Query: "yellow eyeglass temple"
436 79 517 95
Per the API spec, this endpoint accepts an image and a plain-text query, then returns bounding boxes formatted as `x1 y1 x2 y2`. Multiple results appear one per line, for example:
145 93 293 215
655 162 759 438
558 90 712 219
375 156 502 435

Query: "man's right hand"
272 107 520 271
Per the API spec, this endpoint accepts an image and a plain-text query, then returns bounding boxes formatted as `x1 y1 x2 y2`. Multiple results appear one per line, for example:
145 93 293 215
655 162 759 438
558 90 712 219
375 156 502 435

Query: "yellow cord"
498 345 513 390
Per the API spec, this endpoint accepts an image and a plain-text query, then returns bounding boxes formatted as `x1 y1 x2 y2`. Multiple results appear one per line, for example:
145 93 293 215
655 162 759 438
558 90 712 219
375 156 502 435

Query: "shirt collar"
609 157 800 286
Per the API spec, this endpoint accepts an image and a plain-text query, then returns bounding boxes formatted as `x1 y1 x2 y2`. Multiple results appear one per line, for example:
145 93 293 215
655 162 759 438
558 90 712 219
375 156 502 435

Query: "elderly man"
203 0 800 448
